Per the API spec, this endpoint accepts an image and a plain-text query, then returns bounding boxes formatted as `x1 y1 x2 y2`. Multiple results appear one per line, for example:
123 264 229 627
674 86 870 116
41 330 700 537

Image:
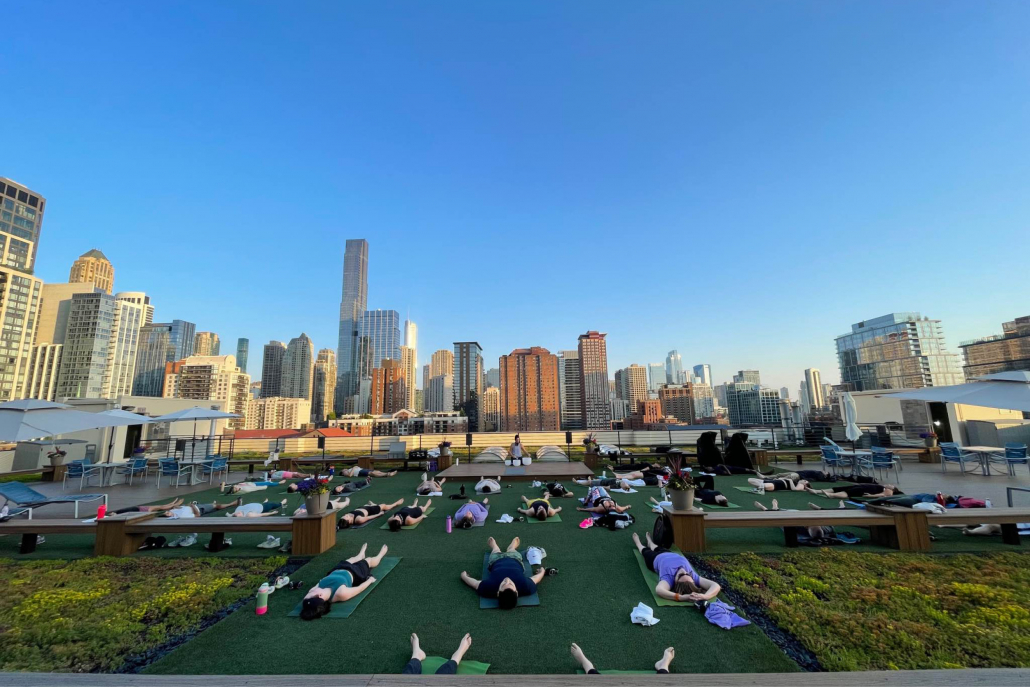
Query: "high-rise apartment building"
311 348 337 422
282 333 314 400
261 341 286 397
486 367 500 389
960 316 1030 378
430 349 454 379
244 396 311 430
422 364 431 397
691 382 716 422
370 358 406 414
427 374 454 413
780 386 790 399
804 368 823 411
68 248 114 294
725 382 780 426
0 178 45 401
481 386 500 432
647 363 666 393
335 239 368 412
733 370 761 385
236 338 249 373
131 319 195 397
615 364 648 409
55 292 144 399
835 313 964 391
357 310 401 379
163 354 249 429
194 331 220 356
693 364 712 387
558 350 583 430
658 384 694 424
37 283 102 345
578 331 611 430
499 347 560 432
400 346 416 409
115 292 152 327
453 342 483 431
665 350 684 384
27 343 63 401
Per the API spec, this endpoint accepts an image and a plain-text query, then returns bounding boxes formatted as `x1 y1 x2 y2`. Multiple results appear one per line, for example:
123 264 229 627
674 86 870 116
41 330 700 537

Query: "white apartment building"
245 396 312 430
163 354 250 429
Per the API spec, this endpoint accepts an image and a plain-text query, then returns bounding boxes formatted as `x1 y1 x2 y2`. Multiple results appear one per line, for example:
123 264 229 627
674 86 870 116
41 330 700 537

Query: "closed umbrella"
842 392 863 449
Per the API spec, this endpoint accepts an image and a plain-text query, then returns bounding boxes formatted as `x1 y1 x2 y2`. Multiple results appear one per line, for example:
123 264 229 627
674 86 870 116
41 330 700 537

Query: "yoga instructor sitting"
300 543 388 620
460 536 545 609
507 435 528 466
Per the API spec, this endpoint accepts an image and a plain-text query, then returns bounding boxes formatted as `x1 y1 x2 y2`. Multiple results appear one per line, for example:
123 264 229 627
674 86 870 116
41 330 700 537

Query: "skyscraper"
0 178 45 401
835 313 964 391
115 292 152 326
335 239 368 412
481 386 500 432
370 358 406 414
725 382 781 426
402 319 417 409
486 367 500 389
194 331 220 356
804 368 823 411
578 331 611 430
236 338 249 373
55 292 144 399
692 364 712 387
357 310 401 379
453 341 483 431
68 248 114 294
780 386 790 399
261 341 286 397
665 350 684 384
647 363 666 393
558 350 583 430
430 349 454 378
499 346 560 431
282 333 314 400
311 348 337 422
733 370 761 384
427 373 454 413
658 384 694 424
959 316 1030 378
132 319 196 396
162 354 249 429
615 364 648 409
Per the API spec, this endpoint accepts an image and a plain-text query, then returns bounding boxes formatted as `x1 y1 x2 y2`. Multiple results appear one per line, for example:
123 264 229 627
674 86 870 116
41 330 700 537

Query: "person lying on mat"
387 498 432 531
460 536 545 609
337 499 405 529
455 498 490 529
268 470 314 480
220 479 286 494
403 632 474 675
747 477 809 492
228 498 288 517
574 477 646 490
754 500 848 538
476 476 502 494
632 531 720 605
690 475 729 506
300 543 389 620
292 497 350 516
287 477 371 495
805 483 900 499
615 465 671 480
339 466 399 478
577 494 631 515
571 643 675 675
542 481 575 498
416 472 446 496
517 495 562 521
757 469 836 482
113 497 240 518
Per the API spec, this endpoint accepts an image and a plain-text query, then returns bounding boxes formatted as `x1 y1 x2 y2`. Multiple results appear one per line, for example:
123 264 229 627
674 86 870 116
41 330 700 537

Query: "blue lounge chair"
0 482 107 518
940 442 979 473
988 443 1029 477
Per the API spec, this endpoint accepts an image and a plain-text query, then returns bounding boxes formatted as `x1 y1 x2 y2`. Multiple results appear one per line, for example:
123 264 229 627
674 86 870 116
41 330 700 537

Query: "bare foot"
487 536 498 551
570 643 593 672
508 536 520 552
483 497 489 505
771 498 779 511
656 647 675 672
410 633 426 662
808 502 823 510
376 544 388 557
235 497 243 507
838 500 846 509
632 532 643 548
356 542 368 558
451 632 472 663
280 498 287 507
754 501 768 511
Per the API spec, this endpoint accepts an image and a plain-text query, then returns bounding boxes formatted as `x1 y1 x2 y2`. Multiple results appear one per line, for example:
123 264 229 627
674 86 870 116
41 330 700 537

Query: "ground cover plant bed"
0 555 284 672
706 550 1030 671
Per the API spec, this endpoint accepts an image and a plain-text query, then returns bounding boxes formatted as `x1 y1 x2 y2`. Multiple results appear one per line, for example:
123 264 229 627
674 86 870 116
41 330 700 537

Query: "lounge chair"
0 482 107 518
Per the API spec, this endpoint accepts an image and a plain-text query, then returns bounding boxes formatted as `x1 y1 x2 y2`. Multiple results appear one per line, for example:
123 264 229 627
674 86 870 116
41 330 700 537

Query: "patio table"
178 459 216 486
961 446 1005 476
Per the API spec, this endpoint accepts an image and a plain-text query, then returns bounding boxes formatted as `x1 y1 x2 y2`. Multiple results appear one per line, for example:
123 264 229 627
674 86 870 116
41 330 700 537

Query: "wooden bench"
0 518 95 554
926 507 1030 546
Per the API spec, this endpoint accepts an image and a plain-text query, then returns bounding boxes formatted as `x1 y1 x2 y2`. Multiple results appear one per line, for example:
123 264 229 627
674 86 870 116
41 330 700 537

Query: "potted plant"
582 433 600 469
665 453 696 511
437 440 454 469
297 477 331 516
920 432 938 448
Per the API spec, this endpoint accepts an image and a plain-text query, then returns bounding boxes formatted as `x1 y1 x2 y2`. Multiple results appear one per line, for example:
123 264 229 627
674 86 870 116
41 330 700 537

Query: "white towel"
495 514 514 524
631 602 660 626
610 488 638 494
420 491 443 497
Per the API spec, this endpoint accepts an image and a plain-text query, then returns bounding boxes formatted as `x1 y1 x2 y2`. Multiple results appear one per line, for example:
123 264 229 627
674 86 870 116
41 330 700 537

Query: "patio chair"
156 458 192 488
860 447 901 484
0 482 107 518
819 445 851 475
63 459 103 491
987 443 1029 477
115 457 151 485
939 442 979 474
199 456 228 483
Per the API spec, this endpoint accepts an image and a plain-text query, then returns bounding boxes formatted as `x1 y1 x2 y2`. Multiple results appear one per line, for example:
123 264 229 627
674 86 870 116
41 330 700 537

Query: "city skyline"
7 3 1030 394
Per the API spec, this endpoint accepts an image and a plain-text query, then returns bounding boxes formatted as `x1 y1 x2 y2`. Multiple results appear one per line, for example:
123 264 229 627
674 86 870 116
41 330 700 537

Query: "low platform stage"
435 462 594 481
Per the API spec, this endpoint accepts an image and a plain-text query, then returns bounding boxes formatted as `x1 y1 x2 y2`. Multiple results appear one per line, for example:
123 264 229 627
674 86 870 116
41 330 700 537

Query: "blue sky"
4 1 1028 393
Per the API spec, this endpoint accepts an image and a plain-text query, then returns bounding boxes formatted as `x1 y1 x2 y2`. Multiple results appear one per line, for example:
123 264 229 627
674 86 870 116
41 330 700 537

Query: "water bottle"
96 504 107 519
985 499 992 509
446 515 453 533
256 585 270 615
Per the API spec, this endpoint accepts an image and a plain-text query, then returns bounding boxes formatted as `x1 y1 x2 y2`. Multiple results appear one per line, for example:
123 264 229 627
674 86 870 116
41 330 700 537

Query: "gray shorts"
195 503 216 516
487 550 523 567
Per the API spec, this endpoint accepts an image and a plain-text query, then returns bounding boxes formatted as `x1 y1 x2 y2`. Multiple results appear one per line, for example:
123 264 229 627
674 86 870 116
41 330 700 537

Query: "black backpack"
652 512 674 548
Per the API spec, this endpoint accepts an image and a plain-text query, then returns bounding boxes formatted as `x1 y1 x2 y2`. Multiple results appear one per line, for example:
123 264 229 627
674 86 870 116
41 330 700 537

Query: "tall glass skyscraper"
236 338 249 373
665 350 684 384
131 319 194 397
336 239 368 412
357 310 401 379
835 312 964 391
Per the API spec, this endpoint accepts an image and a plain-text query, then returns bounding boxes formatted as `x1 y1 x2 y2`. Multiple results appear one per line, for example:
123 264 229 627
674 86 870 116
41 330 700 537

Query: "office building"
453 342 483 431
357 309 401 379
68 248 114 294
693 364 712 387
261 341 286 397
0 178 46 401
54 292 144 399
244 396 311 431
610 398 630 423
615 364 648 409
578 331 611 430
26 343 62 401
422 364 431 397
804 368 824 410
131 319 194 397
835 312 964 391
665 350 685 384
960 316 1030 378
335 238 368 411
558 350 583 430
236 338 249 373
370 358 406 414
486 367 500 389
780 386 789 399
733 369 761 385
725 382 781 426
691 382 716 422
427 373 454 413
658 384 694 424
282 333 314 400
162 354 249 429
713 382 728 408
414 389 424 414
499 346 560 432
194 331 220 356
647 363 666 393
311 348 337 422
799 382 811 414
481 386 500 432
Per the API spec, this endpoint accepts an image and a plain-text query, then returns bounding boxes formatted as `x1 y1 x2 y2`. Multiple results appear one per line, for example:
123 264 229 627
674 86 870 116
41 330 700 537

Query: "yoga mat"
454 505 490 528
479 552 540 609
522 498 561 523
697 501 742 509
421 657 491 675
380 507 435 530
505 467 527 476
288 556 401 618
632 547 693 608
732 486 767 495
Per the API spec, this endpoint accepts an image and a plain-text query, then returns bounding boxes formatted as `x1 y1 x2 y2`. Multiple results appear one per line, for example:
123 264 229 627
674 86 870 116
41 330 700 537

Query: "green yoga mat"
732 486 768 495
479 552 540 609
379 507 435 530
288 556 401 618
421 657 490 674
697 501 742 509
632 547 693 608
453 505 489 528
521 498 561 523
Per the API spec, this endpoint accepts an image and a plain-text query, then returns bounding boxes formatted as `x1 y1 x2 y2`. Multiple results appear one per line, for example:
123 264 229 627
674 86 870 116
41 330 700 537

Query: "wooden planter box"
583 451 600 470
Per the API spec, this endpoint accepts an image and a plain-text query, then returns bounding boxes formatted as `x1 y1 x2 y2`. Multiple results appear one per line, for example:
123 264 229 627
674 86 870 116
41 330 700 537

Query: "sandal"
274 576 290 589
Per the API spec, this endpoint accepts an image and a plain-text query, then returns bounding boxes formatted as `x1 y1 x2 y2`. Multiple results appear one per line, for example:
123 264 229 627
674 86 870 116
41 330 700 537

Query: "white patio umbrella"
0 400 157 443
151 407 240 460
96 409 154 463
841 391 863 447
884 371 1030 413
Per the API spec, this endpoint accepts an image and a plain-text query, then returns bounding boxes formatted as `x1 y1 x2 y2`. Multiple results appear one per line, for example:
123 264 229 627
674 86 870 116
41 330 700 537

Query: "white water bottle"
985 499 992 509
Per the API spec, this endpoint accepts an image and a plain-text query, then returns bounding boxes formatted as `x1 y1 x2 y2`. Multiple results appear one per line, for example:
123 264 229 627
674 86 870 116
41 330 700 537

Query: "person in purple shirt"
454 498 490 529
632 532 720 604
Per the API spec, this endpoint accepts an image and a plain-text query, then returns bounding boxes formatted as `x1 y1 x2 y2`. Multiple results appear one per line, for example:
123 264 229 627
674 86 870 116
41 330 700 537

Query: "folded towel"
631 602 660 626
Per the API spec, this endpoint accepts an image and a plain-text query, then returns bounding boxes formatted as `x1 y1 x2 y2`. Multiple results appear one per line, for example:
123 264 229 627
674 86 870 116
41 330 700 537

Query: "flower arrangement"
919 432 937 439
665 452 695 491
582 433 599 452
295 477 330 497
438 440 452 448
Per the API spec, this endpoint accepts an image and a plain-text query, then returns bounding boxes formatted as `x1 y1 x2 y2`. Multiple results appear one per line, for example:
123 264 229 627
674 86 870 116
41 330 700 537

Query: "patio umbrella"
96 409 154 463
884 371 1030 413
151 407 240 460
841 391 863 448
0 400 157 443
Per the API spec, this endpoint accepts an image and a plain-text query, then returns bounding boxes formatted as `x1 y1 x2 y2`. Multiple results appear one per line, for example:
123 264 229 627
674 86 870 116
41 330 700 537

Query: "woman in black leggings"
387 498 431 531
403 633 473 674
571 643 675 674
337 499 404 530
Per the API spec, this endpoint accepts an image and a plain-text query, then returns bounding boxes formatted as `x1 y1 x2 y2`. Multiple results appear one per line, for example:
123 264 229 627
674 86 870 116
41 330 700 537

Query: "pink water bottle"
446 515 452 533
97 504 107 519
256 584 270 615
